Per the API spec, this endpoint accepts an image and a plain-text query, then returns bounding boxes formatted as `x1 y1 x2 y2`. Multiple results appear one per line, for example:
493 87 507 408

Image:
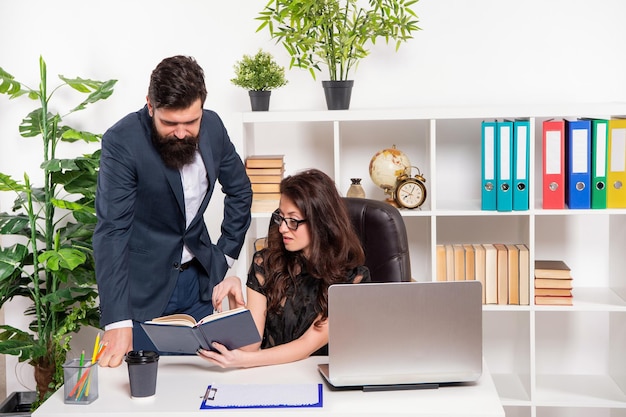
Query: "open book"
140 307 261 354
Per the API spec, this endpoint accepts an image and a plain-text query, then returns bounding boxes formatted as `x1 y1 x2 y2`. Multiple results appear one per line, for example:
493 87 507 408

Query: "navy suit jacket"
93 106 252 326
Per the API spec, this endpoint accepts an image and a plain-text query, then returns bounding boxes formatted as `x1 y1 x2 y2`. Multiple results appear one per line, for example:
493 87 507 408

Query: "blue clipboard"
200 383 323 409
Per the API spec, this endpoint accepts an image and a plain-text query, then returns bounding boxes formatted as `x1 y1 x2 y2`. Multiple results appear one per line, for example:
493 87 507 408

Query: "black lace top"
246 250 371 356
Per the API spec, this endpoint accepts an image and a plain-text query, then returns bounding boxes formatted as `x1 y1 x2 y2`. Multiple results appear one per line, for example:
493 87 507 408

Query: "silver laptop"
318 281 483 390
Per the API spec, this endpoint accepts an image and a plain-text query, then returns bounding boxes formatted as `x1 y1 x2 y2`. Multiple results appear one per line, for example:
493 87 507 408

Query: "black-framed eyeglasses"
272 211 307 231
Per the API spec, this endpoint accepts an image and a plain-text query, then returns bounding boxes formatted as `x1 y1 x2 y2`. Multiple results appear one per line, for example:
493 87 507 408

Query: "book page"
145 313 197 326
145 307 249 327
197 307 248 325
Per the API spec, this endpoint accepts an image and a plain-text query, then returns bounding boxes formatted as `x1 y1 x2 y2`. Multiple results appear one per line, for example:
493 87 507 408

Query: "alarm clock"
393 166 427 209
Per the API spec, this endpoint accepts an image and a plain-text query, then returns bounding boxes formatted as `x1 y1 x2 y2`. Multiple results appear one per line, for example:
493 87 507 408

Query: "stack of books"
245 155 284 213
435 243 530 306
534 260 573 306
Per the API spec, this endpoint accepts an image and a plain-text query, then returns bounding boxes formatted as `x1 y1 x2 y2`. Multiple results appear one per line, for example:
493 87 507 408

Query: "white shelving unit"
234 104 626 417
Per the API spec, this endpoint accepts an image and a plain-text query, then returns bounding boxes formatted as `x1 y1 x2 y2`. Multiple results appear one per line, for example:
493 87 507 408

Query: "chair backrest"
343 197 412 282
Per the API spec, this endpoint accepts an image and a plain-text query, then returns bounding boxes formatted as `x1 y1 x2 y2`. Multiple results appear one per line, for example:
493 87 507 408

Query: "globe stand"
383 187 399 208
385 197 399 208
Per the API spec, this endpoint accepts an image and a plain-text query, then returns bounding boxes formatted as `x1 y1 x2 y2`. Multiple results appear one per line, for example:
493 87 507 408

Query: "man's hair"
148 55 207 109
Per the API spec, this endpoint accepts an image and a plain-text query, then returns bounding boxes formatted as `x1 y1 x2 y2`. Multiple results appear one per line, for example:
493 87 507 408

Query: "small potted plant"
231 49 288 111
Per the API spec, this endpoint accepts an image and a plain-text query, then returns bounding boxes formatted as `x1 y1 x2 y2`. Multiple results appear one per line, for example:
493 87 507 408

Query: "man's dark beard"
151 125 199 169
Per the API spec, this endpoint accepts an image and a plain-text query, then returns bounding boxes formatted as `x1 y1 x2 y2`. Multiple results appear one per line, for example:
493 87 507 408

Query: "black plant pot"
322 80 354 110
248 90 271 111
0 391 36 416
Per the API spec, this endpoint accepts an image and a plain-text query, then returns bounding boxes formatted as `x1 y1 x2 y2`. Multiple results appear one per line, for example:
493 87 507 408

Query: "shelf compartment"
534 214 626 308
535 375 626 408
535 311 626 407
434 118 483 210
403 216 432 282
243 121 335 177
436 215 530 247
338 119 431 208
534 287 626 311
483 311 531 403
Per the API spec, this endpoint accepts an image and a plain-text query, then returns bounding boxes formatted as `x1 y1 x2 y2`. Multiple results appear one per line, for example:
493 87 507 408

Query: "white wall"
1 0 625 394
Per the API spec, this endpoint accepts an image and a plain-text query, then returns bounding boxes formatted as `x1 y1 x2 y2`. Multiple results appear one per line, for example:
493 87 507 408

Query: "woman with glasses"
199 168 370 368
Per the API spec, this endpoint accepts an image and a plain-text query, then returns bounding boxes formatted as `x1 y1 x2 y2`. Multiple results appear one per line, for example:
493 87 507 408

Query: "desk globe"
369 146 411 205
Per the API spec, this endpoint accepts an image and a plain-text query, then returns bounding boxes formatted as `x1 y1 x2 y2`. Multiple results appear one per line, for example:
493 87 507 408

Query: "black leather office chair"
343 197 412 282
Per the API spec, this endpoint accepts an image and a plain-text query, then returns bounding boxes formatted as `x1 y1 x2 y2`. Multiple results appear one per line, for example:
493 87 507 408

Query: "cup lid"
125 350 159 364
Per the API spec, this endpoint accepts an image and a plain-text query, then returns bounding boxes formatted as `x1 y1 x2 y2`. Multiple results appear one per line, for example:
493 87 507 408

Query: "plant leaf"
0 173 27 193
0 244 29 281
18 108 61 139
61 128 100 144
0 325 41 362
61 78 118 113
38 248 86 272
42 287 98 308
51 198 91 213
0 67 22 96
41 158 77 173
0 213 30 235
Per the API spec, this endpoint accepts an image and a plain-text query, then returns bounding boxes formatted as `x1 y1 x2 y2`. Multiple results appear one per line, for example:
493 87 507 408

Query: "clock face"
395 180 426 209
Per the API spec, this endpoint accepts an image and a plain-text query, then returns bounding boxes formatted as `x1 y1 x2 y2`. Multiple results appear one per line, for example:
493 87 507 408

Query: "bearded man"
94 55 252 367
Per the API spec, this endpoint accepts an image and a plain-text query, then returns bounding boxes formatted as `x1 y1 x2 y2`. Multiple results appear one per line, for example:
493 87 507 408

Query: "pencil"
95 343 108 361
91 333 100 363
84 333 101 398
68 368 90 398
76 350 85 382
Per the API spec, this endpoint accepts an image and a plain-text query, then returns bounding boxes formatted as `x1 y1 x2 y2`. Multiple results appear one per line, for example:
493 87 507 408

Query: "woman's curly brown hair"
262 169 365 325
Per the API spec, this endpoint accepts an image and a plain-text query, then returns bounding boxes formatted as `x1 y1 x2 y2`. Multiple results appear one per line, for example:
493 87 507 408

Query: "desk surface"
33 356 504 417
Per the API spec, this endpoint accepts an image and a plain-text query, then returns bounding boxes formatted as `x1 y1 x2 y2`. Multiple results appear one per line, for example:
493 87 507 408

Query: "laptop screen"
323 281 483 388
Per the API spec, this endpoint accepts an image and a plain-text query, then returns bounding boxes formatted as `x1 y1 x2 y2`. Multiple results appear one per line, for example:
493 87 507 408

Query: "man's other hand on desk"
99 327 133 367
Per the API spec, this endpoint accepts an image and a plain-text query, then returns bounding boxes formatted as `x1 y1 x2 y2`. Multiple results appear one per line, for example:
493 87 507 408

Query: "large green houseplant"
0 57 116 405
257 0 421 109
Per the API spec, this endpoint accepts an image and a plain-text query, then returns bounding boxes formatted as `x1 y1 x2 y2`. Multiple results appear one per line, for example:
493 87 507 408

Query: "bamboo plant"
257 0 421 81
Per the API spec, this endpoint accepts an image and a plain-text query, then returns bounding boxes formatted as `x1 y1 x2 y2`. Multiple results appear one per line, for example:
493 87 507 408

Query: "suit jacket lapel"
163 165 185 216
188 118 215 228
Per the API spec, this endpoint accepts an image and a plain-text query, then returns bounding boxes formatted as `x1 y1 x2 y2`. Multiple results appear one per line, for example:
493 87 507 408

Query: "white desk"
33 356 504 416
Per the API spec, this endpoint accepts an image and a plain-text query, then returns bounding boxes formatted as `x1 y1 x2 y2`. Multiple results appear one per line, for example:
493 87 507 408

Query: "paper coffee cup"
125 350 159 398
